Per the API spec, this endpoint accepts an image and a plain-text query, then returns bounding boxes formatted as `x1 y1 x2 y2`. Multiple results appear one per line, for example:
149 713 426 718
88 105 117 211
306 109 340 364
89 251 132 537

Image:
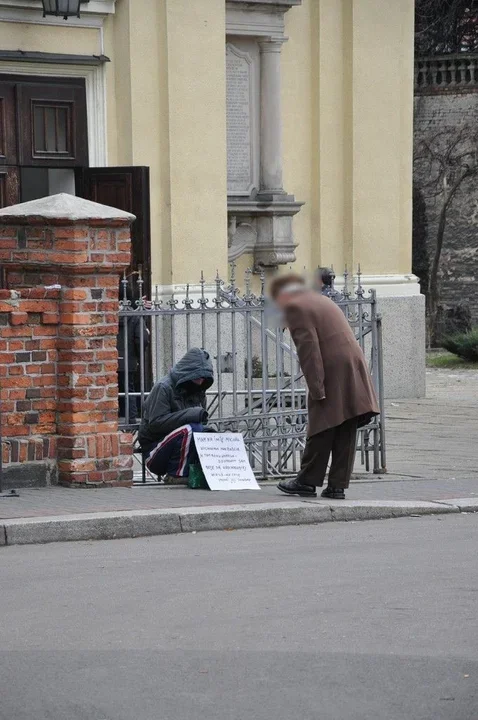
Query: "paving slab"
2 474 477 521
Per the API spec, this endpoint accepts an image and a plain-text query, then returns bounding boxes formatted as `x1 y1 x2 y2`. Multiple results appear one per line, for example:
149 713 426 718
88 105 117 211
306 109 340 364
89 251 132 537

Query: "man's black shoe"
278 479 317 497
321 486 346 500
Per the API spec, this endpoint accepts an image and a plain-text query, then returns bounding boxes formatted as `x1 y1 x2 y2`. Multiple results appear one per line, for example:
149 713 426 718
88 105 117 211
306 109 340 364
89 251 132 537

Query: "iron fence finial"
244 267 253 305
259 268 266 303
199 270 208 309
183 283 193 309
214 270 223 308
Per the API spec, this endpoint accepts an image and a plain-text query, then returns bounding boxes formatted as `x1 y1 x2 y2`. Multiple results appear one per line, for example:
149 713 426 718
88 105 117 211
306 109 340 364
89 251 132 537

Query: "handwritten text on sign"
193 433 260 491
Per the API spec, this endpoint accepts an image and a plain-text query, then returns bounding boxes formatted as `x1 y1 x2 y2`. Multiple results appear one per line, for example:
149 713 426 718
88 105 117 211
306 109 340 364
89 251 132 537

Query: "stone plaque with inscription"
226 44 254 195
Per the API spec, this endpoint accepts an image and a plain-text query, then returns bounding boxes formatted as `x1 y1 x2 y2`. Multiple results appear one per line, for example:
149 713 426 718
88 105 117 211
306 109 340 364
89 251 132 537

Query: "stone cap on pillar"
0 193 134 275
0 193 136 227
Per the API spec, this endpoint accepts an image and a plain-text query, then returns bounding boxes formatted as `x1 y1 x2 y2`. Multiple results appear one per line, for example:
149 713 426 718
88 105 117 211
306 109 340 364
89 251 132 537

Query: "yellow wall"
0 22 99 55
282 0 313 275
282 0 414 278
0 0 414 286
106 0 228 286
163 0 228 285
350 0 414 275
313 0 350 272
106 0 165 283
237 0 414 287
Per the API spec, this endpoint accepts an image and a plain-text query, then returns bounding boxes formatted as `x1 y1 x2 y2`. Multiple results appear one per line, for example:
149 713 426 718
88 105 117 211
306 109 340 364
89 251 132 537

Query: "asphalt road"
1 515 477 720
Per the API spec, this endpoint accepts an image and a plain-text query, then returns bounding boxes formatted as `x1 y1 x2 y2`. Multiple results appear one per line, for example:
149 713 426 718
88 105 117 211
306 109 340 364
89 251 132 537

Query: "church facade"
0 0 423 396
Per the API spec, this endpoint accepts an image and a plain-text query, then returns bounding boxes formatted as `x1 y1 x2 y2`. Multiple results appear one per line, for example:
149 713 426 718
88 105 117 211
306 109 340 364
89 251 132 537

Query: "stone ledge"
227 0 302 7
1 499 473 547
0 193 135 223
178 502 331 532
444 498 478 512
1 460 57 489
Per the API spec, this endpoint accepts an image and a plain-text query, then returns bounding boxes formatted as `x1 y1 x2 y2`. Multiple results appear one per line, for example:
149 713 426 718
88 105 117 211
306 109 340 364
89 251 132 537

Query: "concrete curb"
1 497 475 546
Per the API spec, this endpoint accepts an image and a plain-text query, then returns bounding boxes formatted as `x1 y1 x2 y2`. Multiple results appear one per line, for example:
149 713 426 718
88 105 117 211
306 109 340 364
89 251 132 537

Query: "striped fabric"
146 424 194 477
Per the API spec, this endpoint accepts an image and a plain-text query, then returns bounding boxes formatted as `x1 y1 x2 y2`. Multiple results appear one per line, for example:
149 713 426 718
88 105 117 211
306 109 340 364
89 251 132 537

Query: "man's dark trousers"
296 417 358 489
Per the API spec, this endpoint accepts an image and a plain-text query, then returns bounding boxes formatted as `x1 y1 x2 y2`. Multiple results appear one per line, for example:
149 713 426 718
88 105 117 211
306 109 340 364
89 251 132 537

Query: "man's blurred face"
192 378 206 386
273 292 291 312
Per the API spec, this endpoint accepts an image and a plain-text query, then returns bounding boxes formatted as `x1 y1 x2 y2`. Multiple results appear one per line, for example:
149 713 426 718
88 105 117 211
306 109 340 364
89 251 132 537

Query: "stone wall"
414 79 478 324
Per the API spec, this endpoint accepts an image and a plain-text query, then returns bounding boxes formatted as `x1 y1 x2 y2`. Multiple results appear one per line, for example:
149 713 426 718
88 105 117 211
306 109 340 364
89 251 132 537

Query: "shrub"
442 329 478 362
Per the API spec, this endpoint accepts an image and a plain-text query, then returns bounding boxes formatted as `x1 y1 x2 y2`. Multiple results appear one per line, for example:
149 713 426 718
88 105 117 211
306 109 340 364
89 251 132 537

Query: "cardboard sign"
193 433 260 491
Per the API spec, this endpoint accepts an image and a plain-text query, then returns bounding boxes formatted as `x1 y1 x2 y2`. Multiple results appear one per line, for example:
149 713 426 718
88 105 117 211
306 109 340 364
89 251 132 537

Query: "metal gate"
118 266 386 481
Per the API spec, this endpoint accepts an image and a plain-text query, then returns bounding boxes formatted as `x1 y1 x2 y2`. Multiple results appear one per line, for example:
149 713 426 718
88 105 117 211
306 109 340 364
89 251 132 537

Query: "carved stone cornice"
227 0 301 7
228 197 304 269
226 0 301 39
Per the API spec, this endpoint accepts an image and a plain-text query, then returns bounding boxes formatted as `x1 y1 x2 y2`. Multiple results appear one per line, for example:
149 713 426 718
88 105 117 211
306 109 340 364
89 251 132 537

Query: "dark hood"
169 348 214 391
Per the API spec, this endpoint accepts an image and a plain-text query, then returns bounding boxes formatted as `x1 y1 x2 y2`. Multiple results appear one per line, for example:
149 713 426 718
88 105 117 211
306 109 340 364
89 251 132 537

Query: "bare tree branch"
413 124 478 343
416 0 478 56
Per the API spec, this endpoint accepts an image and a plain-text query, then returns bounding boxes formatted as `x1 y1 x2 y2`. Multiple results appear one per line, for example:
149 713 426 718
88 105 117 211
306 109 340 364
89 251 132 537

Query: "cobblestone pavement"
1 368 476 521
383 367 478 481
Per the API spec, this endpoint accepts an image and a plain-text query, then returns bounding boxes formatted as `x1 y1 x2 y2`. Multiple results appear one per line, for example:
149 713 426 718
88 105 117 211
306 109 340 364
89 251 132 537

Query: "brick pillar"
0 194 135 488
0 287 60 488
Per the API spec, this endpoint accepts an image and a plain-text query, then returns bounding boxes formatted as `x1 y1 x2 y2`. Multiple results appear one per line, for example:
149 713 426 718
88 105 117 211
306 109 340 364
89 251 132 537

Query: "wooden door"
0 81 17 166
17 81 88 168
76 166 151 297
0 167 19 208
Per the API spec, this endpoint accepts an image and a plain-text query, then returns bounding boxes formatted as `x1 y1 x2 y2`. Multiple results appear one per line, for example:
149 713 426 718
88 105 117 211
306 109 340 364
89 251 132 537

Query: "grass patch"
426 351 478 370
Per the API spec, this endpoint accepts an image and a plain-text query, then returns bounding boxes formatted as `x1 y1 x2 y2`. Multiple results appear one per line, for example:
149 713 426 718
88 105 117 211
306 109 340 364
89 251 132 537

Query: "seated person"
138 348 214 482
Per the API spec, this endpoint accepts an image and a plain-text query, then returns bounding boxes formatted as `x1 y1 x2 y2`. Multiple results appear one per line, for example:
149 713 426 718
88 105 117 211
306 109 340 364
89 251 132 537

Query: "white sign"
193 432 260 491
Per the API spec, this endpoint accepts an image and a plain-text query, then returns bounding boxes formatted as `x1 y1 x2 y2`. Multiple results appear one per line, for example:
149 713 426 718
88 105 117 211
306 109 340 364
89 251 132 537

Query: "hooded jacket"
138 348 214 452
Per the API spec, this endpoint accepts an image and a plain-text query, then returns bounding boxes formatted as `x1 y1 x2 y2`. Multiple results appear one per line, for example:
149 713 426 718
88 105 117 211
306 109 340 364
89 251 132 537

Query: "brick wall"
414 91 478 322
0 288 59 487
0 195 134 489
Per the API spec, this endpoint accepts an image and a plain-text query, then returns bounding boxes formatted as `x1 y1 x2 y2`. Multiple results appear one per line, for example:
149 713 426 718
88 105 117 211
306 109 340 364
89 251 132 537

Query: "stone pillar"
0 193 135 487
259 38 286 196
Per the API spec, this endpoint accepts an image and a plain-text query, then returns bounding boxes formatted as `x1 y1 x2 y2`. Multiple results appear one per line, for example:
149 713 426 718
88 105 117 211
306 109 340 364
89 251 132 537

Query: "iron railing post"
118 265 386 482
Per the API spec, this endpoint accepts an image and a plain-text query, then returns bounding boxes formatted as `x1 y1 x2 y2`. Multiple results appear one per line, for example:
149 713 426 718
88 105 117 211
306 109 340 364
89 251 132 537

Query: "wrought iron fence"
118 265 386 482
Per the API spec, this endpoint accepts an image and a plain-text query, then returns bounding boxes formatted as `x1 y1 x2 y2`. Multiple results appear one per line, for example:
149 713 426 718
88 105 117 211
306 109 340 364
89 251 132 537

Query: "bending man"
271 275 379 499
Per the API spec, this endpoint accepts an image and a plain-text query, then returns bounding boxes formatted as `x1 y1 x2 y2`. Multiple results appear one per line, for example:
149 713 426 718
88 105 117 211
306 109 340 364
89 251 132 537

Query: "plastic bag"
188 463 209 490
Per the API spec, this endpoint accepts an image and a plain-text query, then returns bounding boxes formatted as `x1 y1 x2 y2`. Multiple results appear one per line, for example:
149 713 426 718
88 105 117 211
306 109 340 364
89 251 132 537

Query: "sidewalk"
1 368 477 546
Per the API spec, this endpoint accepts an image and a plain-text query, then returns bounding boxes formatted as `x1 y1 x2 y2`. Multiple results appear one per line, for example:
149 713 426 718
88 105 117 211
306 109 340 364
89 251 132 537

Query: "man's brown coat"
285 290 379 437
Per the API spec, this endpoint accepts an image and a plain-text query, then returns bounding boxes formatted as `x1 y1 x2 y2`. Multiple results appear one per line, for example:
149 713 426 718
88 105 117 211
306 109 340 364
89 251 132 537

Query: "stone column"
0 193 136 488
259 38 286 196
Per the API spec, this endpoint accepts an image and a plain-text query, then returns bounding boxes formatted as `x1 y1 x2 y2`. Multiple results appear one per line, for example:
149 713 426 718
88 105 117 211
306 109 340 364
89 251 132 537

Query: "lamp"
42 0 83 20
